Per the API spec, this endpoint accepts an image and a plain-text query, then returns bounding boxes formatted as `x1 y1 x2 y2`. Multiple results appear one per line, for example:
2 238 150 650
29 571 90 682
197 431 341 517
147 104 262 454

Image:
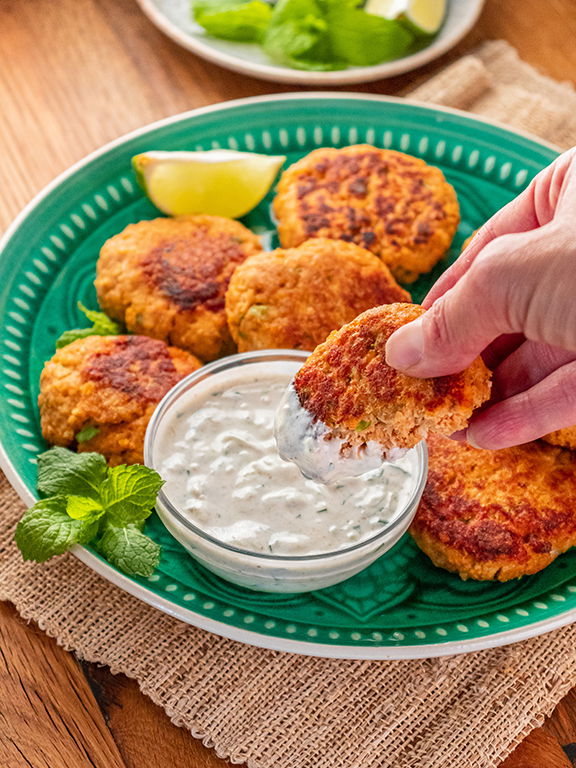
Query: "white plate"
135 0 485 85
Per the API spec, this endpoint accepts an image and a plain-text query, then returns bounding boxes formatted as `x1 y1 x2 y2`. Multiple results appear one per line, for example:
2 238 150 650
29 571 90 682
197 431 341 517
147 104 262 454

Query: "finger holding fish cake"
461 231 477 251
292 303 491 454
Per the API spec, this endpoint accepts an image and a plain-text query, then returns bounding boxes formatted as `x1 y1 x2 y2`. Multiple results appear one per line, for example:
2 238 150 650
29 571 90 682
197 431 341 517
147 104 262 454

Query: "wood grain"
84 663 225 768
0 602 126 768
1 0 576 766
501 728 571 768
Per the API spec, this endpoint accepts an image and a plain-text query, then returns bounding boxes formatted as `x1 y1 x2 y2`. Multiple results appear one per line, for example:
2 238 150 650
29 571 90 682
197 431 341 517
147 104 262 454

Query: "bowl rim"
144 349 428 563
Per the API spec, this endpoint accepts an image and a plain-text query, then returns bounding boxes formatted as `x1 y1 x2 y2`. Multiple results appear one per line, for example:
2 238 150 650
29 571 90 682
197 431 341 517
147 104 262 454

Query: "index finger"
423 171 543 309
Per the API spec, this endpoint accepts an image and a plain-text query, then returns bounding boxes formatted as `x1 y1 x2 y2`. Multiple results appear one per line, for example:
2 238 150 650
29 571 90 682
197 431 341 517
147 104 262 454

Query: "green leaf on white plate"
262 0 343 70
193 0 273 42
326 7 413 66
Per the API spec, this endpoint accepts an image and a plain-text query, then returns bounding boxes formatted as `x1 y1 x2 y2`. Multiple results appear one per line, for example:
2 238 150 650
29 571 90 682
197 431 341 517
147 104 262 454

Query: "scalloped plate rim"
0 92 569 660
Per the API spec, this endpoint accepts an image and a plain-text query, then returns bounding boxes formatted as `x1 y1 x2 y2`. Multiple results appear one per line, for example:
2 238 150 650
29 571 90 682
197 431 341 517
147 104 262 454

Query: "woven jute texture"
3 40 576 768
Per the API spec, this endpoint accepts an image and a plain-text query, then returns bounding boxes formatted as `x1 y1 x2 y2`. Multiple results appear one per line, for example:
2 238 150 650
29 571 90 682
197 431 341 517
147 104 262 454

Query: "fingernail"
385 318 424 371
466 430 483 449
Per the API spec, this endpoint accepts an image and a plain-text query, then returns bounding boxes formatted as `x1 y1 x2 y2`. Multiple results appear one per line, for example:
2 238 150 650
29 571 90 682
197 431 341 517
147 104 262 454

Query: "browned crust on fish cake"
95 215 262 361
542 426 576 450
293 303 491 452
410 434 576 581
225 238 410 352
273 145 460 283
39 335 201 465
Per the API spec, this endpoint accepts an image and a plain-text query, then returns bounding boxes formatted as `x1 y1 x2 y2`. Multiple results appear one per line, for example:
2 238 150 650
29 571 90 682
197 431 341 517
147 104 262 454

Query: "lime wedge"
132 150 286 218
364 0 446 35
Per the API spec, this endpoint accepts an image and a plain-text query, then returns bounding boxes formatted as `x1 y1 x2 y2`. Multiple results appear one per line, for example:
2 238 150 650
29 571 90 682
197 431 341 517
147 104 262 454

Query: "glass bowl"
144 350 428 593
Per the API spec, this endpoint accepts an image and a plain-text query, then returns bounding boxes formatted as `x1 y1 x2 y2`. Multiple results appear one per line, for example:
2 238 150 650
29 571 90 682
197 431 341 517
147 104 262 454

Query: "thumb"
385 225 564 378
385 245 514 378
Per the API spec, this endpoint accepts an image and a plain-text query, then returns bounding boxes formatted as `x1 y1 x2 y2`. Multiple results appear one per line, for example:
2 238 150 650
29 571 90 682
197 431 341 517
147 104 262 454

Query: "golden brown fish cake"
273 145 460 283
410 434 576 581
293 303 491 453
95 215 262 362
542 427 576 450
225 238 410 352
39 335 201 465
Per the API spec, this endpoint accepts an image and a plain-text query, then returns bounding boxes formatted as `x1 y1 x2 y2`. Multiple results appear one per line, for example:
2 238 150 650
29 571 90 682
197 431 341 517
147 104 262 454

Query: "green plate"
0 94 570 659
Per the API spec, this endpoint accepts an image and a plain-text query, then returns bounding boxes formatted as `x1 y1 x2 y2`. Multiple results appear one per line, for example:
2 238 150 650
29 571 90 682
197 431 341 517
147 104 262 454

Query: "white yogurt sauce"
274 382 397 484
157 371 415 557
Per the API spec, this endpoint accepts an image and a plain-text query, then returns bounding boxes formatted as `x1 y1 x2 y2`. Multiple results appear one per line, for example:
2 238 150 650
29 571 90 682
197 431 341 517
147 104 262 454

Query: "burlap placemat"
3 40 576 768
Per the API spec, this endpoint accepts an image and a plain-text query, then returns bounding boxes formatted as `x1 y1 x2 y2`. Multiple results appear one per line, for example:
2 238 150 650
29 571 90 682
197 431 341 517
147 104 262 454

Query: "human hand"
385 147 576 450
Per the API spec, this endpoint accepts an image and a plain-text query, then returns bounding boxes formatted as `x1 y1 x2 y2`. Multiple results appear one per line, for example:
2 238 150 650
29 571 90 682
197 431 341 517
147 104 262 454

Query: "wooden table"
1 1 576 765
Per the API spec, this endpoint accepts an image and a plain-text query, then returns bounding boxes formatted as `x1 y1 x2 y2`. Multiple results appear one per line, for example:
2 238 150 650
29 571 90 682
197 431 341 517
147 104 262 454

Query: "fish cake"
273 145 459 283
225 238 410 352
95 215 262 362
542 427 576 450
411 434 576 581
293 303 491 453
39 335 201 465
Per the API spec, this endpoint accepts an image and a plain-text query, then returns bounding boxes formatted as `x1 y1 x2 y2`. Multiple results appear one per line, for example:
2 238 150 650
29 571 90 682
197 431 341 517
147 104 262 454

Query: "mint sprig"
56 301 122 349
101 464 164 526
193 0 273 42
98 523 161 577
15 447 164 577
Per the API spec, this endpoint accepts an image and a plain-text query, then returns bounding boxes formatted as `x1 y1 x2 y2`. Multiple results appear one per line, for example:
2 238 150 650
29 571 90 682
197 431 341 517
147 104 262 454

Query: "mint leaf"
15 497 98 562
97 523 160 577
101 464 164 525
25 448 164 573
66 495 104 521
56 301 122 349
37 447 107 501
76 425 100 443
326 8 413 66
56 327 102 348
77 302 118 328
193 0 273 42
263 0 333 68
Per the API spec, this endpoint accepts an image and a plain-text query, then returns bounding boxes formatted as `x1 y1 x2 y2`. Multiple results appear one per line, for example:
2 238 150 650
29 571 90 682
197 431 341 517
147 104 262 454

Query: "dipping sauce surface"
275 381 401 485
157 370 416 557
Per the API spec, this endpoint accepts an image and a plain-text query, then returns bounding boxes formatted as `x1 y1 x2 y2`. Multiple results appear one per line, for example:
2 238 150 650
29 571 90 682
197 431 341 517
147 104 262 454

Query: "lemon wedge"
132 150 286 218
364 0 446 35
